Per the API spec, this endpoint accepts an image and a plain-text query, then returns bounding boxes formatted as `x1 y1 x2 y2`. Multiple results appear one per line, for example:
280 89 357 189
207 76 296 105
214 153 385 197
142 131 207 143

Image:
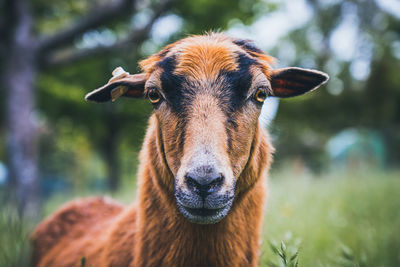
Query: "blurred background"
0 0 399 266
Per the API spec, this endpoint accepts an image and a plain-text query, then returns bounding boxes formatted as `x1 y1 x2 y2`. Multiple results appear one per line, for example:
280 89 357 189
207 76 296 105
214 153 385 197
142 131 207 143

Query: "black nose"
184 166 224 199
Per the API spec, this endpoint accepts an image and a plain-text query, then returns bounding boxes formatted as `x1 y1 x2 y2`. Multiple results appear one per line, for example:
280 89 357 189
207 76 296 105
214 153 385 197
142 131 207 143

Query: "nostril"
184 171 224 198
208 174 224 190
185 175 200 191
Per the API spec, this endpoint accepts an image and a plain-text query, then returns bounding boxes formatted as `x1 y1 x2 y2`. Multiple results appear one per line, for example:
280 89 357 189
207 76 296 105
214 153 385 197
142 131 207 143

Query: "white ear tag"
110 67 130 82
109 67 130 101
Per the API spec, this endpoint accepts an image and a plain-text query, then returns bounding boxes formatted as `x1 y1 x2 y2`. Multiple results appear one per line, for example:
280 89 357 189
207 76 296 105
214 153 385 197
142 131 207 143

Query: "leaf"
340 245 355 261
281 241 287 252
290 251 298 262
269 241 279 254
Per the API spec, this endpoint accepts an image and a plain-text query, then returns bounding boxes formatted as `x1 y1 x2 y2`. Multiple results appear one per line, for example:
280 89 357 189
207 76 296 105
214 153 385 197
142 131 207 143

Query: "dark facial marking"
221 53 256 113
159 52 256 114
158 55 188 114
233 39 265 55
158 56 191 152
218 53 257 155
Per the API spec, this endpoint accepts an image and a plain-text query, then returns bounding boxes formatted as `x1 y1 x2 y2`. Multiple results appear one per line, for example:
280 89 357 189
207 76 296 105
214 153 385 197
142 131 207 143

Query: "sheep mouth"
185 207 224 217
176 200 233 224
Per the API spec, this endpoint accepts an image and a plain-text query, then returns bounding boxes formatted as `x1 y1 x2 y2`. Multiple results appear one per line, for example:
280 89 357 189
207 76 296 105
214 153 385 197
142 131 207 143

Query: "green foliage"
270 0 400 168
33 0 93 34
336 244 367 267
260 169 400 266
266 239 299 267
172 0 277 34
0 200 31 266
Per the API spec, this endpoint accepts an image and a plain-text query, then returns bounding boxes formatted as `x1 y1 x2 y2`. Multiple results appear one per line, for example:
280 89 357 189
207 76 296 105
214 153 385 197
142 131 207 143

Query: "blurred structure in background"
0 0 399 219
326 128 386 171
0 162 7 185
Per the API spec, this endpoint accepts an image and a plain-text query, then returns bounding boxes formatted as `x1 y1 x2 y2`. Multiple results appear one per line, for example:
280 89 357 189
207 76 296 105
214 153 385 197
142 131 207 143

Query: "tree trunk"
4 0 40 220
103 108 121 192
104 134 121 192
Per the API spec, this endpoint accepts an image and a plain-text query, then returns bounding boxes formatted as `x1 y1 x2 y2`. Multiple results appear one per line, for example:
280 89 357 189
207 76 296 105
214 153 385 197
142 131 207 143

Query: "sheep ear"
85 67 146 103
269 67 329 98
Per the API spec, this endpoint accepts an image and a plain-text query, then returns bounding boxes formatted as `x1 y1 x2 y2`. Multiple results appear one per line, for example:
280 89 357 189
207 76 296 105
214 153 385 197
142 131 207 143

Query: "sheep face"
146 61 264 224
85 33 329 224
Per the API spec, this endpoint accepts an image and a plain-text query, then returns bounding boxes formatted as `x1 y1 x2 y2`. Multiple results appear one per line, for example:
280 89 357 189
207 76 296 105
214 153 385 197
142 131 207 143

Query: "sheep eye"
254 88 267 103
148 89 162 104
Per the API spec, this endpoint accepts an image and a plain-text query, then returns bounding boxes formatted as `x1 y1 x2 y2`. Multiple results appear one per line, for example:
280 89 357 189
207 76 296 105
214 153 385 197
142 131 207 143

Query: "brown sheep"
31 33 328 267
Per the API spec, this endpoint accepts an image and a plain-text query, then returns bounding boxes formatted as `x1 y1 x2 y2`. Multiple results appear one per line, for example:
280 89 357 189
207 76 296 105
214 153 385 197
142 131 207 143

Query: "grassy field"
1 169 399 266
261 169 400 266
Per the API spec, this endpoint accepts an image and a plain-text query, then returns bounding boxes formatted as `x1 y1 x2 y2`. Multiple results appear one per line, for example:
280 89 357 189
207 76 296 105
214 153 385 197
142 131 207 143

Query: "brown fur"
32 33 276 267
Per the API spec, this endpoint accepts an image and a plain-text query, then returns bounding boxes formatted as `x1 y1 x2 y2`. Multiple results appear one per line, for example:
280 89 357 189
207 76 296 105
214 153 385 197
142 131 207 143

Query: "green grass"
261 169 400 266
0 203 31 267
1 169 399 266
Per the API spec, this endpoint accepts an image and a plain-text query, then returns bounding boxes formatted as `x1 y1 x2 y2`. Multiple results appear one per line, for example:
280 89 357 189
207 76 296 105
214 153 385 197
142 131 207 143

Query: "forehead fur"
172 35 239 80
139 33 274 79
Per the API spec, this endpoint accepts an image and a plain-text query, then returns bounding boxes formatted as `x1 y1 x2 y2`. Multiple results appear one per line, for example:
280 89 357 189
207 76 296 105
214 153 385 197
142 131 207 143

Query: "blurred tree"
0 0 172 218
270 0 400 170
